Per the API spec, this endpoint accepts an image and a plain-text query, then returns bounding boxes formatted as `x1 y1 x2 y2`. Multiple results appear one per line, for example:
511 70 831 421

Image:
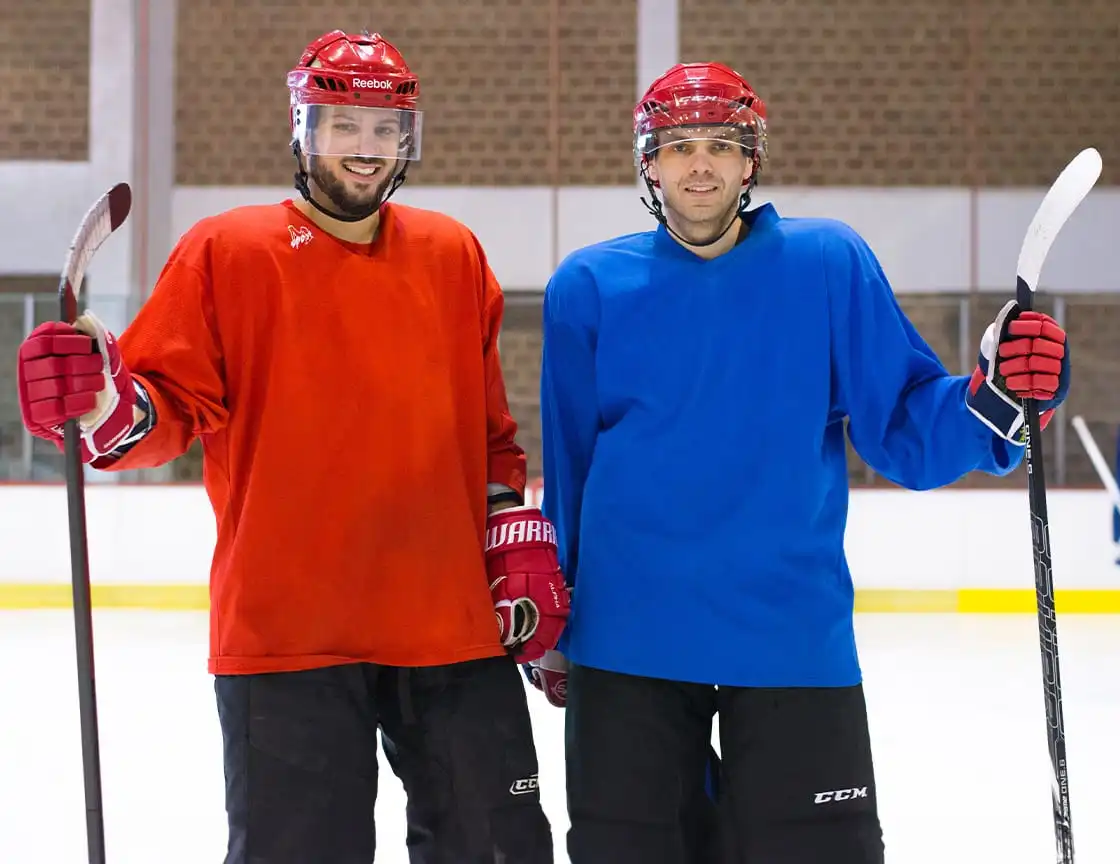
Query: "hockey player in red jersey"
16 29 567 864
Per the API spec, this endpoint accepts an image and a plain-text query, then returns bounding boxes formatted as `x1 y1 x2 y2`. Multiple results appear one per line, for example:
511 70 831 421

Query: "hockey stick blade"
58 182 132 324
1016 147 1102 310
1014 148 1101 864
1070 416 1120 515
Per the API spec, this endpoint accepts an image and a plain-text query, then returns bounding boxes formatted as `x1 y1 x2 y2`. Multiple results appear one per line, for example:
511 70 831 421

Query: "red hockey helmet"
287 30 422 162
634 62 767 175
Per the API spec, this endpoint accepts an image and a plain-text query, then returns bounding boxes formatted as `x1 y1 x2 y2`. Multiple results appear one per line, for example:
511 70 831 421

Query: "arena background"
5 10 1120 860
1 0 1118 491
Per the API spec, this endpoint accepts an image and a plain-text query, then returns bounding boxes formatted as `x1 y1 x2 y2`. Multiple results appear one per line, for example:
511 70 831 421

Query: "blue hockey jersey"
539 203 1022 688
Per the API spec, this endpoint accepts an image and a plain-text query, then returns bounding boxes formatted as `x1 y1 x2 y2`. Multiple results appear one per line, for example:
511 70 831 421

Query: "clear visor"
634 95 764 164
639 124 756 158
292 104 422 160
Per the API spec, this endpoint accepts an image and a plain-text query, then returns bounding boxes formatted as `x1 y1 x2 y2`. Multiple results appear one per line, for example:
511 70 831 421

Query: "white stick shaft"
1070 415 1120 514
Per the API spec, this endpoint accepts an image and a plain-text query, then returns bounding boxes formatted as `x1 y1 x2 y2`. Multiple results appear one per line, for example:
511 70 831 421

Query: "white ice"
1 610 1117 863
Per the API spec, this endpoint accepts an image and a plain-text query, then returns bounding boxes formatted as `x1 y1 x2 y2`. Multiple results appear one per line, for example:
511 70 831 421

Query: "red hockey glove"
17 313 138 462
486 505 570 664
966 300 1070 444
523 650 569 707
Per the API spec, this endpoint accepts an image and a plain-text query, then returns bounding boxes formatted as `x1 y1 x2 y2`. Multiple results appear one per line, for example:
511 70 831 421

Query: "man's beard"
308 157 396 218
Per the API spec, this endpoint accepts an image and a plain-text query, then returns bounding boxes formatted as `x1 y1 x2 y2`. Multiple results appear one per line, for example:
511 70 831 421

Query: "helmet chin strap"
639 162 757 249
291 143 408 224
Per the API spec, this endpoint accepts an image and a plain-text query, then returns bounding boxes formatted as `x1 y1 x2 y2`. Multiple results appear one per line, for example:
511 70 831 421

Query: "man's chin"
326 186 390 218
684 199 736 220
340 193 383 214
669 205 737 235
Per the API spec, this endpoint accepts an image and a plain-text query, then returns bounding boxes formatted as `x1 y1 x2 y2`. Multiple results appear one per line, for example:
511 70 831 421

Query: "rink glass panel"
0 281 127 482
1 284 1116 489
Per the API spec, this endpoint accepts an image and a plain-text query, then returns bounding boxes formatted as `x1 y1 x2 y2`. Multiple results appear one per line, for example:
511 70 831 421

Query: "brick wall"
175 0 1120 189
680 0 1120 188
0 0 90 160
682 0 972 186
976 0 1120 186
175 0 636 186
167 0 1119 487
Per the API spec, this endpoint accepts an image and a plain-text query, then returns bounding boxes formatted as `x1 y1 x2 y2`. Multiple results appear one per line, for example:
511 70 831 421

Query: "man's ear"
742 156 754 186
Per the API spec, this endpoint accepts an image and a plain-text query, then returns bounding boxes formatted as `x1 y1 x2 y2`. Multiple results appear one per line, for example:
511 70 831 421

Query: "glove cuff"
966 300 1027 445
533 649 570 673
966 365 1026 444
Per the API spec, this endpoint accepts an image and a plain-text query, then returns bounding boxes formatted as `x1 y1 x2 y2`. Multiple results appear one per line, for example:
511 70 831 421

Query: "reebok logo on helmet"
353 77 393 90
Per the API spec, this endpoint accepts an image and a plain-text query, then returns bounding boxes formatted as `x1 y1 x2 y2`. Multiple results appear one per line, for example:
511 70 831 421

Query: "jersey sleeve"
827 225 1023 489
97 226 229 471
539 257 600 580
476 240 528 499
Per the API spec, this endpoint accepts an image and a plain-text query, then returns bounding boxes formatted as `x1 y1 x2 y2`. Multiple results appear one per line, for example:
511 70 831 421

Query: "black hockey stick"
57 181 133 864
1013 147 1101 864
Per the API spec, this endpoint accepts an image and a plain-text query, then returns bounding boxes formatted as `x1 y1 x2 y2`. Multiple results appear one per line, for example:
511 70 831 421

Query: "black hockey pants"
564 663 884 864
215 654 553 863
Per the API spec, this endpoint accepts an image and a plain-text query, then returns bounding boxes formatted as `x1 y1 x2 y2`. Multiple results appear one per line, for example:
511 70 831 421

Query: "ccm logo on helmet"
353 78 393 90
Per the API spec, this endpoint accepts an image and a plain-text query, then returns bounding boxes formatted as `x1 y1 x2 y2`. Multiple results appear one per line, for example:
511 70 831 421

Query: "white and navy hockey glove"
966 300 1070 444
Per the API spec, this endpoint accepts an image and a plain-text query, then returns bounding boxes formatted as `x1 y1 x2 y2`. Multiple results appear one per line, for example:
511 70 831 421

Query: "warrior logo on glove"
485 506 570 664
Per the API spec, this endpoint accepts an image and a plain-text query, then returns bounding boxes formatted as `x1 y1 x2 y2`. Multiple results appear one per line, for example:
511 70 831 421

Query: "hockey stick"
1014 147 1101 864
1069 415 1120 515
57 181 132 864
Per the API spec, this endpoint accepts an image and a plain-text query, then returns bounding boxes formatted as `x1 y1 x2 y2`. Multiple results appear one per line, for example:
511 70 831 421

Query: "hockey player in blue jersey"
523 62 1072 863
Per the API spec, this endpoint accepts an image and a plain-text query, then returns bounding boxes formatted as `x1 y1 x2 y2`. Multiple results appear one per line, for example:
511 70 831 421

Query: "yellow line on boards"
0 584 209 611
856 589 1120 614
0 585 1118 614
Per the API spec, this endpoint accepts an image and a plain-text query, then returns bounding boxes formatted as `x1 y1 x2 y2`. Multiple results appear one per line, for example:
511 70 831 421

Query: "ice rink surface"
1 609 1118 864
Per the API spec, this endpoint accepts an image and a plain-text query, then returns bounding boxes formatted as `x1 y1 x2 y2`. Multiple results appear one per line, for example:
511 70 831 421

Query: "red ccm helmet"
634 63 768 231
286 30 422 220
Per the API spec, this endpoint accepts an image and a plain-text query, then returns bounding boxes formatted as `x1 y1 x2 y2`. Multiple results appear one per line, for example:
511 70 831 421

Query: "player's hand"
486 505 570 663
965 300 1070 444
17 312 138 462
522 650 569 707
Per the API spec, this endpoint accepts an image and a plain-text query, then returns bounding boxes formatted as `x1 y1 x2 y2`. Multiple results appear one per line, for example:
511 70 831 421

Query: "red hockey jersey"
106 200 527 674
